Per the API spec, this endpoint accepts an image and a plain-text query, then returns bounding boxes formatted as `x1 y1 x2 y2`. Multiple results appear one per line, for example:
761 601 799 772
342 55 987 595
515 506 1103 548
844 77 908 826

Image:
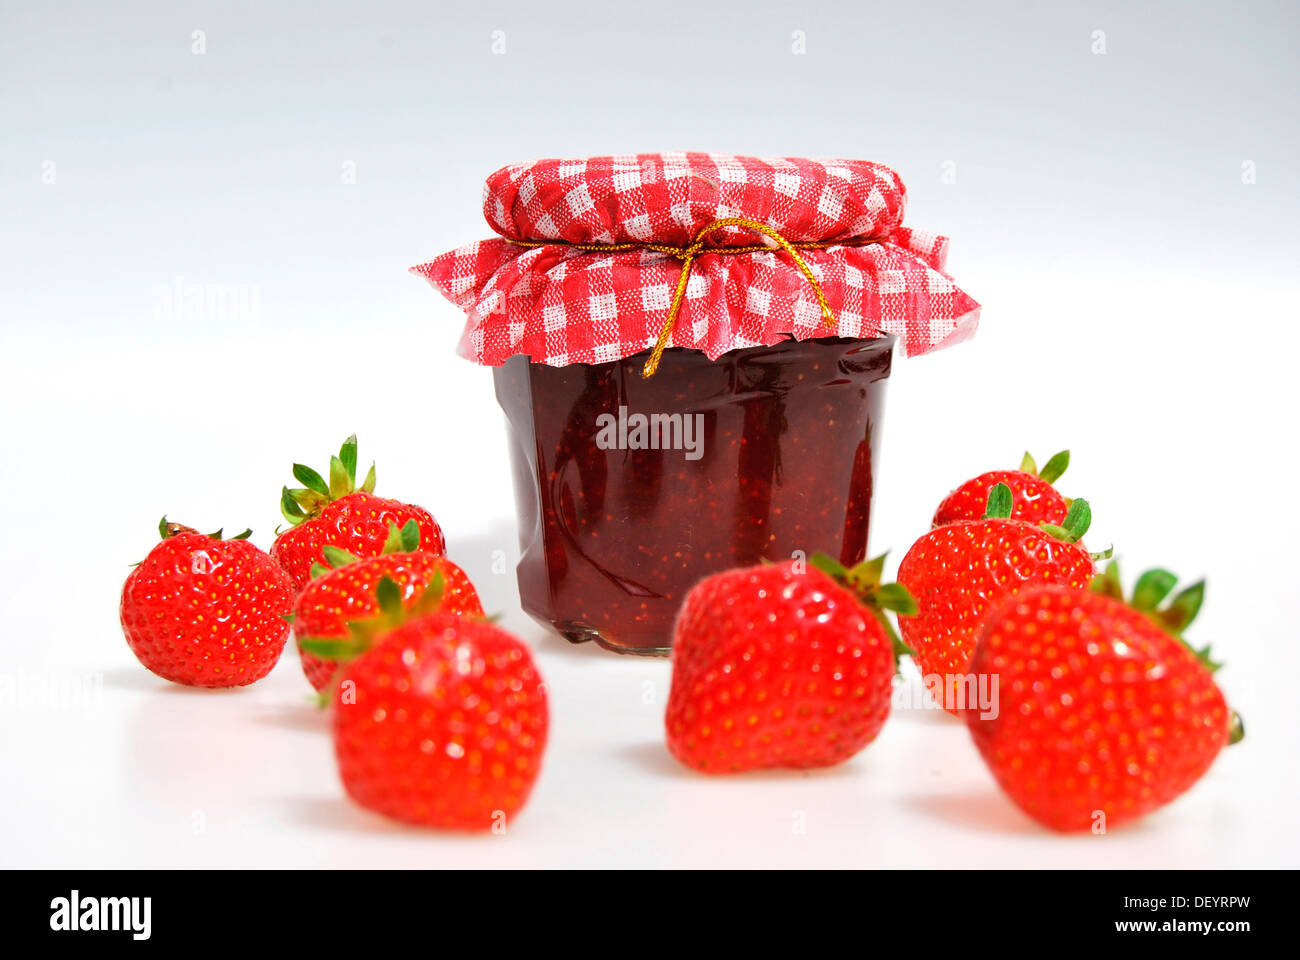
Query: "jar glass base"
564 626 670 657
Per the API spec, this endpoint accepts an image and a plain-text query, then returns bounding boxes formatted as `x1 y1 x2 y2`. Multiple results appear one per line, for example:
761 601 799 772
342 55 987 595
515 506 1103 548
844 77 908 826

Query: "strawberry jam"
494 335 893 655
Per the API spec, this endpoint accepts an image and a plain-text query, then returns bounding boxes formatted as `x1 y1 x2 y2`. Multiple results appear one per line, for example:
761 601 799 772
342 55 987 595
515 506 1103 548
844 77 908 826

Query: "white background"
1 0 1297 867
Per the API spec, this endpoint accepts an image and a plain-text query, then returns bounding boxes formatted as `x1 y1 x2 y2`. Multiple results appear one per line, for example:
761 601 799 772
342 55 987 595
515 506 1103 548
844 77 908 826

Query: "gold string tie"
509 216 877 378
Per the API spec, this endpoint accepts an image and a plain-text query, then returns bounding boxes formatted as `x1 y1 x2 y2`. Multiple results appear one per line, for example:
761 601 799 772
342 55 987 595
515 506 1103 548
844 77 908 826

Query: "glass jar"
494 334 894 655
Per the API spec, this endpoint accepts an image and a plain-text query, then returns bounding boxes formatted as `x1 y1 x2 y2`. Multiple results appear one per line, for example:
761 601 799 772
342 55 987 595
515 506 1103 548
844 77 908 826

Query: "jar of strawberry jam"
493 335 893 653
414 153 978 655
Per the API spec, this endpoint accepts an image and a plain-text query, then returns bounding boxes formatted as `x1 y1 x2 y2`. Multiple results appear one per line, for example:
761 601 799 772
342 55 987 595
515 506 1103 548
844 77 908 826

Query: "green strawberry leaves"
1090 560 1218 671
1091 559 1124 601
292 463 329 497
280 434 378 527
1159 579 1205 634
1019 449 1070 484
982 483 1098 548
338 435 359 488
381 518 422 555
810 551 917 667
328 455 351 500
298 637 370 660
298 573 409 665
1089 560 1240 745
158 516 253 541
1132 568 1179 611
1041 498 1092 543
322 545 360 569
421 568 446 613
1038 450 1070 484
303 520 424 582
984 483 1014 519
280 487 307 524
298 568 452 690
375 575 404 619
874 583 918 618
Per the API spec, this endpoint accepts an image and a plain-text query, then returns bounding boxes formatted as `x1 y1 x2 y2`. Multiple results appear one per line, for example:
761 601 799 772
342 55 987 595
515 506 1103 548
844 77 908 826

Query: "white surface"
1 294 1297 869
2 0 1298 868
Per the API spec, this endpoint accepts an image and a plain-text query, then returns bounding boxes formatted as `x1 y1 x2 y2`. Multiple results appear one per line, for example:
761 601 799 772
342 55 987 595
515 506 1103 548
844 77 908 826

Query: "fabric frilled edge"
411 225 979 367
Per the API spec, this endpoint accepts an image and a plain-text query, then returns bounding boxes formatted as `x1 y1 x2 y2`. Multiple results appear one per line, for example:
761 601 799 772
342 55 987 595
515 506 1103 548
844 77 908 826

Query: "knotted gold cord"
509 216 877 378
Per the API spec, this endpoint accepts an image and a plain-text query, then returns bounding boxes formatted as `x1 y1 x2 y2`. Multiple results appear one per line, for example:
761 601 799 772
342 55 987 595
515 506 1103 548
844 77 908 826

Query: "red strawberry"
271 434 445 589
291 520 484 691
665 555 914 773
966 565 1241 832
933 449 1072 528
120 519 294 687
898 484 1099 711
303 581 548 830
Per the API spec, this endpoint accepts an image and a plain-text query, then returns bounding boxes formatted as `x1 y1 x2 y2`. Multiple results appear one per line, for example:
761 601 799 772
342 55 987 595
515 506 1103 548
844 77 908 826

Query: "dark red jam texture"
494 336 893 655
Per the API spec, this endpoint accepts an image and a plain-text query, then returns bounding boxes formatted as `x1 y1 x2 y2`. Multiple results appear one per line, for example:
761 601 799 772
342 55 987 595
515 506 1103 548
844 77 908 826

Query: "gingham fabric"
413 153 979 366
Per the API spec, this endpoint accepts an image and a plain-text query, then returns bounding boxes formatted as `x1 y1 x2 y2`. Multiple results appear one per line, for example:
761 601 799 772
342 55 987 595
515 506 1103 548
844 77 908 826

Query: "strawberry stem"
158 516 199 539
158 517 251 541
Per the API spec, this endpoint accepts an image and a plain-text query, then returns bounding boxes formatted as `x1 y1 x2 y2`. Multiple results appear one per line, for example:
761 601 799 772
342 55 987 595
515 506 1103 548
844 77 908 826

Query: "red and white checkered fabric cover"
413 153 979 366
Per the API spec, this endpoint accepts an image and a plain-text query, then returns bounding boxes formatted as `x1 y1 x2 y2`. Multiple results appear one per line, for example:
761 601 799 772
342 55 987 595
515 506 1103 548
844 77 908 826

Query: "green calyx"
1090 560 1242 745
983 482 1100 550
1040 500 1091 543
158 516 252 542
306 520 423 580
1090 560 1218 670
1019 449 1070 485
280 434 377 528
298 570 447 666
984 483 1015 520
809 552 918 669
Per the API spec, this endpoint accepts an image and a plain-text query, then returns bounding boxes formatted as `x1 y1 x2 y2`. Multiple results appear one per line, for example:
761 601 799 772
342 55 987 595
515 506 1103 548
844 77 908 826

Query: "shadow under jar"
494 334 894 655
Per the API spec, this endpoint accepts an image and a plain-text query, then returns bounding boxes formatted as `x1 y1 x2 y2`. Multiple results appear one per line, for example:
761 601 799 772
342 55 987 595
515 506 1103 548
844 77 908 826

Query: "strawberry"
966 564 1241 832
271 434 445 589
120 518 294 687
898 483 1100 711
933 449 1072 528
291 520 484 692
665 555 915 773
302 578 548 830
